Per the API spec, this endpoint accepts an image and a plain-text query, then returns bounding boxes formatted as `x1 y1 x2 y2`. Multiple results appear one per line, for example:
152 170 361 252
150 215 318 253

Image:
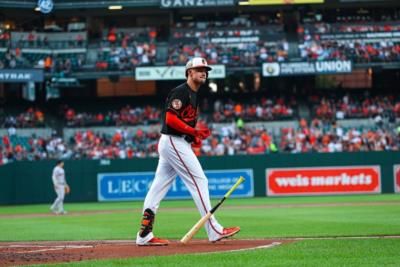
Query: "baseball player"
50 160 69 215
136 57 240 246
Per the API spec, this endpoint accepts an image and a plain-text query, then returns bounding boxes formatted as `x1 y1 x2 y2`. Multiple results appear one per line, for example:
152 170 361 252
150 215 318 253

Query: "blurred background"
0 0 399 204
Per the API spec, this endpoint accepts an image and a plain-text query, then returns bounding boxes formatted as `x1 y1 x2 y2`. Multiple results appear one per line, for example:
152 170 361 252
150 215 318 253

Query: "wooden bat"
180 176 245 244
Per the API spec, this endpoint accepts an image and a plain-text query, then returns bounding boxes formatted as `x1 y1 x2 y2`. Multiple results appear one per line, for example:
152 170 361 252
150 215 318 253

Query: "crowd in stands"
168 17 287 66
299 21 400 34
0 48 85 74
12 31 87 49
0 107 45 128
3 93 399 129
0 29 10 47
1 117 399 164
0 48 85 76
167 40 289 67
63 105 161 127
298 21 400 62
96 42 156 70
0 128 160 164
95 27 157 70
102 27 157 47
211 97 295 122
69 128 159 159
60 97 295 127
310 94 400 121
300 39 400 62
199 118 400 155
0 29 87 73
280 119 399 153
4 16 400 70
2 94 399 130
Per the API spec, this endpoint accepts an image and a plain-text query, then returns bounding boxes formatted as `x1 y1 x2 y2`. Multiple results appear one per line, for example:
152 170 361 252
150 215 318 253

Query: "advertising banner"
0 69 44 82
320 31 400 41
160 0 234 8
135 65 226 80
98 169 254 201
249 0 324 4
210 36 260 44
266 166 381 196
394 165 400 193
262 61 352 77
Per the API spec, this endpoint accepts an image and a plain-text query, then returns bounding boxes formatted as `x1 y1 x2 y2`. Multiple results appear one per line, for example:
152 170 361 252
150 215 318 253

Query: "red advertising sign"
266 166 381 196
394 165 400 193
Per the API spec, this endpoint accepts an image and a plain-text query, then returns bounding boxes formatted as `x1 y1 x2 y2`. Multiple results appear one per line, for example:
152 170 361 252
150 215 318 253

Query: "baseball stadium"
0 0 400 266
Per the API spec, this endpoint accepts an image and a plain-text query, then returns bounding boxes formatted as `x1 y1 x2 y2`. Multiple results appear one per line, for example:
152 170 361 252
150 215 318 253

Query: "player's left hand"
195 127 211 140
65 185 71 195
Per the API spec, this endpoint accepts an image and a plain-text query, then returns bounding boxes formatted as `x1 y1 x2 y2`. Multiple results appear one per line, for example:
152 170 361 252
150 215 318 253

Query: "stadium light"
34 7 40 11
108 5 123 10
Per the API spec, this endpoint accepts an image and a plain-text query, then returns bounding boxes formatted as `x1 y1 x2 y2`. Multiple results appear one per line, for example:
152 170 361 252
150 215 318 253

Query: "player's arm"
166 111 210 139
52 170 58 186
165 111 196 136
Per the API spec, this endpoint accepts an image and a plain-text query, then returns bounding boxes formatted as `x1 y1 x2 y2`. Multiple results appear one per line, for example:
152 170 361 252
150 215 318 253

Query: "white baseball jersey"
51 165 67 214
52 166 66 186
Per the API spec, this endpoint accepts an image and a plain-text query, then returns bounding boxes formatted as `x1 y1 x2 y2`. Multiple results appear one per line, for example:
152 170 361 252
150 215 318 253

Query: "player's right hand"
195 128 211 140
191 137 202 149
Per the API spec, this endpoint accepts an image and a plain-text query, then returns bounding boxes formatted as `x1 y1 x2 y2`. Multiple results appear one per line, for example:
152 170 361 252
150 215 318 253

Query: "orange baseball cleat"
214 226 241 242
137 236 170 246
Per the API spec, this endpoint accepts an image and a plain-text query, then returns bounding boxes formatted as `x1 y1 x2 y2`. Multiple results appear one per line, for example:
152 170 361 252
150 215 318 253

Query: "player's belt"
166 133 193 143
183 135 193 143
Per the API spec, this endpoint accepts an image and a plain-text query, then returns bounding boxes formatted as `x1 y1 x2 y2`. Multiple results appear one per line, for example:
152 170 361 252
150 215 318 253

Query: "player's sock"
139 208 155 238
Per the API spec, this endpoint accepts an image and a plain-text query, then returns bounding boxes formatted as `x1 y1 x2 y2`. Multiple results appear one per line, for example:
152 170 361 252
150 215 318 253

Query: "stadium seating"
298 21 400 62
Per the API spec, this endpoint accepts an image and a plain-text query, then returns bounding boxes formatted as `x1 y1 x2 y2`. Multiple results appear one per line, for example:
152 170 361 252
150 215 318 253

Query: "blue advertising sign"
263 61 352 77
0 69 44 82
97 169 254 201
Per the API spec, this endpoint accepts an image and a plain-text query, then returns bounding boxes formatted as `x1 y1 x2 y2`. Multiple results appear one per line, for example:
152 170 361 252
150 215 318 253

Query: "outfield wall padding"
0 151 399 204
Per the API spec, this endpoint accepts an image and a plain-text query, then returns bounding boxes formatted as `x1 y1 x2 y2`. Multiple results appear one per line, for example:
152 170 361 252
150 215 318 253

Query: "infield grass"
1 194 400 266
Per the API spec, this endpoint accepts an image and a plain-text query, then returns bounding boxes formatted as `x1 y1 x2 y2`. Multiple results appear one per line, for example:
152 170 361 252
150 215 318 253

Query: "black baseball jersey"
161 82 198 140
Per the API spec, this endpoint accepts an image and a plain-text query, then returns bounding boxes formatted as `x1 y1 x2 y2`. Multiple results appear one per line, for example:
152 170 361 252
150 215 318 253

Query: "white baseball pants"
142 134 224 241
51 185 65 213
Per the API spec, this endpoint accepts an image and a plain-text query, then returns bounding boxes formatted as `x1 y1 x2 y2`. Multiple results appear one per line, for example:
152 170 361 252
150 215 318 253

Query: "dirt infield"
0 239 289 266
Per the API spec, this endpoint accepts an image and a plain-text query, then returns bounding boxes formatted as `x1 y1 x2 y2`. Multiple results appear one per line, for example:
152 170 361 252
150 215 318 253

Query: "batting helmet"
185 57 212 78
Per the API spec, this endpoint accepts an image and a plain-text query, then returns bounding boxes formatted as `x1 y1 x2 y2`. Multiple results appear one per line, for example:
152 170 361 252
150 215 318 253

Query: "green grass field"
1 194 400 266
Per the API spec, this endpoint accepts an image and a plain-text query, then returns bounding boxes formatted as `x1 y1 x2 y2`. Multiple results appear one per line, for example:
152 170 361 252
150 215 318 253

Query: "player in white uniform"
136 57 240 246
50 160 69 215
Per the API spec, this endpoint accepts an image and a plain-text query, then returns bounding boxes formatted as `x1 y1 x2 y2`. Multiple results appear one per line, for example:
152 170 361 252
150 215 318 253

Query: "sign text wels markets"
266 166 381 196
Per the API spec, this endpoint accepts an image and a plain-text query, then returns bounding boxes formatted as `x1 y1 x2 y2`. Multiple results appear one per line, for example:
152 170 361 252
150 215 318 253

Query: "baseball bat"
180 176 245 244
